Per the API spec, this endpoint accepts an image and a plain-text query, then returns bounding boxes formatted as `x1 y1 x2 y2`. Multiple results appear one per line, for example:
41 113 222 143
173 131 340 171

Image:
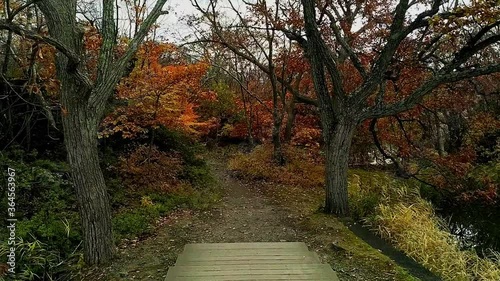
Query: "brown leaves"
116 145 184 192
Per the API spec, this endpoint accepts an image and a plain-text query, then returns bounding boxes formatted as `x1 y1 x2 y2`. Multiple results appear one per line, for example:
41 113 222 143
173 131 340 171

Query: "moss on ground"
256 180 419 281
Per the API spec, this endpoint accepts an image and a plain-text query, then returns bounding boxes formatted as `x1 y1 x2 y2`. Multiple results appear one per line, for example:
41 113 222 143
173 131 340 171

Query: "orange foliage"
100 42 213 138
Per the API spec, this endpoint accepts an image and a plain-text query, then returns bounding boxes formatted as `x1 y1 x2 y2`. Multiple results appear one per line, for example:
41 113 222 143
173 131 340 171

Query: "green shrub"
0 236 82 281
112 186 222 241
347 171 386 220
0 150 82 280
153 127 204 166
107 128 221 242
113 207 156 240
17 212 81 255
181 164 216 189
153 127 215 188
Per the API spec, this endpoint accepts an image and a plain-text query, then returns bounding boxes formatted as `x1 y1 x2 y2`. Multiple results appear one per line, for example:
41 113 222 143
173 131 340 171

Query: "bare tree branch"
0 20 93 89
365 63 500 119
89 0 169 116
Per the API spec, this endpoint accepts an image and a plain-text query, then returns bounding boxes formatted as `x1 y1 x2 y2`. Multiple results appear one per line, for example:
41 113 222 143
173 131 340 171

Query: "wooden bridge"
165 242 339 280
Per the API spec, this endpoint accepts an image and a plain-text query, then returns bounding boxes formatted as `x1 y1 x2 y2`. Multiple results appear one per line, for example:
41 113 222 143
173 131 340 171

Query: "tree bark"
284 98 296 143
323 119 356 216
435 112 446 156
272 113 284 164
62 100 114 264
33 1 114 265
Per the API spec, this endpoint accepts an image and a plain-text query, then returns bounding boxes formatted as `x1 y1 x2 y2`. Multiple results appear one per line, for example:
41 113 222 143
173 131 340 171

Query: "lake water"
438 203 500 256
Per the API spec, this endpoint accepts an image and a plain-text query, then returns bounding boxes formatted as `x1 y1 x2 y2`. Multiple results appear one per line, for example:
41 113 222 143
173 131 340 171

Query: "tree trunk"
62 99 114 265
435 112 446 156
271 82 284 164
238 70 254 147
58 63 115 264
243 93 254 147
35 1 115 264
33 0 168 265
284 98 296 143
323 119 356 216
272 115 284 164
446 112 466 153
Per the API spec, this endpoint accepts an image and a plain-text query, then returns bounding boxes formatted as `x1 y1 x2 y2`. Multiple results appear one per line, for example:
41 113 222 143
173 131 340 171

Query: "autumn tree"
0 2 58 151
286 0 500 215
0 0 168 264
100 41 212 139
200 46 261 145
191 0 318 163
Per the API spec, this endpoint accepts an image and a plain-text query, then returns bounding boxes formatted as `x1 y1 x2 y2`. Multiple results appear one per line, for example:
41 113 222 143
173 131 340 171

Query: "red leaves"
432 147 476 178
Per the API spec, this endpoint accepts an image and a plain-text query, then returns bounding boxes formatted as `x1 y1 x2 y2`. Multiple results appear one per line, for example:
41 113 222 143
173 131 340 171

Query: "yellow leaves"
228 144 325 189
430 0 500 35
141 196 154 206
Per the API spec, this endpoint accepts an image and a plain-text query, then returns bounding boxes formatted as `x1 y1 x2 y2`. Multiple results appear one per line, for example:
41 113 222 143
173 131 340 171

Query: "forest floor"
82 149 417 281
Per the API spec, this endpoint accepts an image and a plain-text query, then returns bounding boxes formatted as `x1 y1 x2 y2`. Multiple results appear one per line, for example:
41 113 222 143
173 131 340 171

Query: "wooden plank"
173 257 321 266
167 264 329 271
167 266 335 277
168 274 337 280
184 242 308 251
176 252 320 264
311 251 321 262
165 265 338 279
181 248 311 257
165 242 339 281
171 269 334 277
167 276 339 281
165 267 177 281
166 266 338 280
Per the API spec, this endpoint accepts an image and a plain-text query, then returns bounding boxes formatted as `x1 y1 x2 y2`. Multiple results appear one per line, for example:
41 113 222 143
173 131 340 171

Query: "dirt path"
88 158 306 280
87 155 413 281
178 158 303 243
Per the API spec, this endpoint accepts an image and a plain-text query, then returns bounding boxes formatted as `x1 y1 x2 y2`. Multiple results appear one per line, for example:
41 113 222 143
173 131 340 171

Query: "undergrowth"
0 129 220 280
368 183 500 281
109 130 220 241
228 144 324 189
0 148 82 280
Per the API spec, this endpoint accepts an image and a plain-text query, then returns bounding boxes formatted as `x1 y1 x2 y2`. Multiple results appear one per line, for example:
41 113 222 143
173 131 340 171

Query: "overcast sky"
110 0 246 43
89 0 432 44
79 0 202 43
149 0 199 42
